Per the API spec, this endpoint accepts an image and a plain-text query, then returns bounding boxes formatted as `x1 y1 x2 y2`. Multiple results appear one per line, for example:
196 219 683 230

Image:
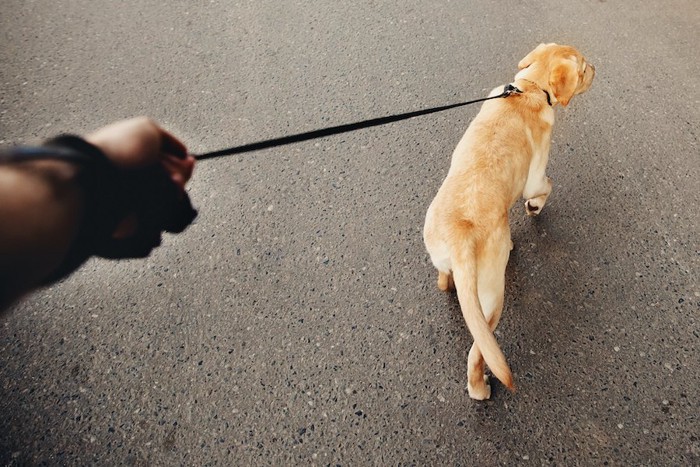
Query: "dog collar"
505 84 554 106
543 89 553 106
517 79 553 106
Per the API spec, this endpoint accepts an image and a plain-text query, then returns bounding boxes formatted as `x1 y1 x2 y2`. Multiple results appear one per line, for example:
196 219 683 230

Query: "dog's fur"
423 43 595 399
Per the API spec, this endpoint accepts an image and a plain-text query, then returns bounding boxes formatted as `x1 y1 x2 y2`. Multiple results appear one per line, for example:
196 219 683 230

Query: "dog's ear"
518 43 549 70
549 58 579 107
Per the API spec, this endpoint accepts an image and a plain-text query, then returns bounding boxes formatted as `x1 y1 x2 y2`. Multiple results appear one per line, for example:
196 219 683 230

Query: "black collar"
505 83 552 106
517 79 553 106
543 89 552 106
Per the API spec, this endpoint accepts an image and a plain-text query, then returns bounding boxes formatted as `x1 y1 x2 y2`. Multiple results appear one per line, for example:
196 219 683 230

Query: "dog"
423 43 595 399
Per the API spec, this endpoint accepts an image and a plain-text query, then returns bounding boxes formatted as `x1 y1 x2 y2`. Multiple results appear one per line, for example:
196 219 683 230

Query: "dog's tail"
452 243 515 392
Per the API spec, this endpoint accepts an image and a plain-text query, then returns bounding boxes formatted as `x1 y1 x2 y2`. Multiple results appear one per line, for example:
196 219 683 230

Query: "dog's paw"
525 199 543 217
468 375 491 400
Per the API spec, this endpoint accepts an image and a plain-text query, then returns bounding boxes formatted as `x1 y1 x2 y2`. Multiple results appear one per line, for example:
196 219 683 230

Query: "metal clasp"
503 84 523 96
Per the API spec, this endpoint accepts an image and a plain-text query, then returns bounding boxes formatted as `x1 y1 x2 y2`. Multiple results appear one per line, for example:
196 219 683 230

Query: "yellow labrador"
423 43 595 399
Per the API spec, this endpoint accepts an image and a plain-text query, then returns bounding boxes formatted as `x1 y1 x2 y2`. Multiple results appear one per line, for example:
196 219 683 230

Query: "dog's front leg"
522 129 553 216
523 176 552 216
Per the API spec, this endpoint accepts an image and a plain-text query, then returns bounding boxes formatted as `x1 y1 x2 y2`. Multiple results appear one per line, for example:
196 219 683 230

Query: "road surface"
1 0 698 464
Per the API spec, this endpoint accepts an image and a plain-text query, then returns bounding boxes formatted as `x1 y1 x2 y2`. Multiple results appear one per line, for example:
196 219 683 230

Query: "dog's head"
516 43 595 107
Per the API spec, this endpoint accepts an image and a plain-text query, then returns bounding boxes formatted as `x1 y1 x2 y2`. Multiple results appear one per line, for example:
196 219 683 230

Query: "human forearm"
0 158 84 308
0 118 197 312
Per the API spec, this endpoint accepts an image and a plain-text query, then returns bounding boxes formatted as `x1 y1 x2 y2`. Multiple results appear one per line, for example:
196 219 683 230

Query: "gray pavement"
1 0 698 464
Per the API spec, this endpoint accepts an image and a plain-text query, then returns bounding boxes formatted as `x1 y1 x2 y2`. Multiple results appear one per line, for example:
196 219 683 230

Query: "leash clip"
503 84 523 96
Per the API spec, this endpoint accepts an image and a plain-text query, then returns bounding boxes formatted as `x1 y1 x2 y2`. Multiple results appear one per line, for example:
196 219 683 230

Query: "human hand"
83 117 197 258
85 116 195 188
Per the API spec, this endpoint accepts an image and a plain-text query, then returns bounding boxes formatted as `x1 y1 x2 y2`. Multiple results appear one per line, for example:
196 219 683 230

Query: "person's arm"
0 117 196 311
0 159 84 308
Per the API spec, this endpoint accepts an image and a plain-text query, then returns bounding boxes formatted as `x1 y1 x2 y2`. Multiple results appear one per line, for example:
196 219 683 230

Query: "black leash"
194 84 522 161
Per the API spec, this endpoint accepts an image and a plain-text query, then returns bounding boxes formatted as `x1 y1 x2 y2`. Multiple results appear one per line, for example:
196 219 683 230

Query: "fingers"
161 153 195 189
86 117 198 257
112 215 138 240
155 126 195 187
87 117 196 189
159 126 188 159
98 165 197 258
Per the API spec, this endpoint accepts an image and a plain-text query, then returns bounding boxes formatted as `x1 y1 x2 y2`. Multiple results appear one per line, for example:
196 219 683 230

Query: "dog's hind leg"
466 289 506 399
466 284 507 399
424 209 454 292
467 226 512 399
467 344 490 400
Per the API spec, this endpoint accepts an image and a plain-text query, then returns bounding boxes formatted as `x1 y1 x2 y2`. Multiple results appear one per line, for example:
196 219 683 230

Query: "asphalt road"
1 0 698 465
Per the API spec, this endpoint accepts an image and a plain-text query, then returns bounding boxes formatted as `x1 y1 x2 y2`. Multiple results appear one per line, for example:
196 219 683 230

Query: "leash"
194 84 522 161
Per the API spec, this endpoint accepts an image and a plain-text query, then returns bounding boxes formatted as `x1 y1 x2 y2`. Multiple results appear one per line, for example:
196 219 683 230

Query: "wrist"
39 135 128 283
